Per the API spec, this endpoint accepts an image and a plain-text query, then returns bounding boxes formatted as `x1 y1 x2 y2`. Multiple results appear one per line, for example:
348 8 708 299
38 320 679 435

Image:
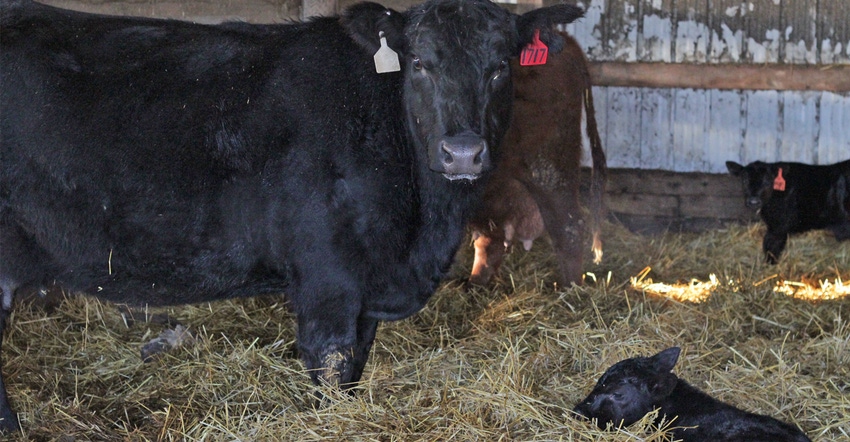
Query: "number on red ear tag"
773 167 786 191
520 29 548 66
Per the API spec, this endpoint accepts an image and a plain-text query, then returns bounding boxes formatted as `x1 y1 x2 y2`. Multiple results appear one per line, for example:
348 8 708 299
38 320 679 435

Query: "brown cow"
469 32 606 287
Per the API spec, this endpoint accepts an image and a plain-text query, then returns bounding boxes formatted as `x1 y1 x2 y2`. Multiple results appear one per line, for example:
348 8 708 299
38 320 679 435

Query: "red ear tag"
520 29 548 66
773 167 786 191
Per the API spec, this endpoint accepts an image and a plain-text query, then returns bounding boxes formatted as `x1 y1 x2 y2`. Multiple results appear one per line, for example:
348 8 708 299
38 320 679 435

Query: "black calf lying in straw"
574 347 811 442
726 159 850 264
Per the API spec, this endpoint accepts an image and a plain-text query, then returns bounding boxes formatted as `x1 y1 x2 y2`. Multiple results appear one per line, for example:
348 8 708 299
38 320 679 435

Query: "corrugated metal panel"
585 87 850 172
569 0 849 172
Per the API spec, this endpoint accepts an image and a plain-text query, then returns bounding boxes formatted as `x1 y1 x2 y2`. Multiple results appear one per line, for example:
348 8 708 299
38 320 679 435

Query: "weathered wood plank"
604 168 742 196
639 88 674 170
604 87 643 168
817 92 850 164
587 86 610 168
602 0 639 61
680 194 749 219
780 91 819 163
607 193 679 217
706 89 743 172
637 0 674 62
817 0 850 64
781 0 817 64
742 90 780 163
744 0 781 63
707 0 746 63
587 62 850 92
41 0 299 22
673 0 709 63
563 0 606 60
672 89 709 171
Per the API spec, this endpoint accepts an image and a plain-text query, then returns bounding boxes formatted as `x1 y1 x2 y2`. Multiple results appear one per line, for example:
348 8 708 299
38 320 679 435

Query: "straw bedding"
4 222 848 441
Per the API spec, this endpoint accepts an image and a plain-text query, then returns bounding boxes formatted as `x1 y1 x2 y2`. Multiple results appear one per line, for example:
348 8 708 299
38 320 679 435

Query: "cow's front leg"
0 280 20 432
295 288 362 389
298 311 357 386
762 230 788 264
350 315 379 386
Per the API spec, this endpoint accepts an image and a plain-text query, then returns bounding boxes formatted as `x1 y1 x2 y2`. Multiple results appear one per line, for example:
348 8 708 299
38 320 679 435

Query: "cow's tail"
581 66 607 264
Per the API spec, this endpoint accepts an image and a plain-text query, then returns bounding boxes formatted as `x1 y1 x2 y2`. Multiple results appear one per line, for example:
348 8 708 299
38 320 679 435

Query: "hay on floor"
3 222 849 440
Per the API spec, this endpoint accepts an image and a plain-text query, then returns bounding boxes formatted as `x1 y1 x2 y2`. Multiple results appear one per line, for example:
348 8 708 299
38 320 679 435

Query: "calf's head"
574 347 680 429
343 0 584 181
726 160 783 209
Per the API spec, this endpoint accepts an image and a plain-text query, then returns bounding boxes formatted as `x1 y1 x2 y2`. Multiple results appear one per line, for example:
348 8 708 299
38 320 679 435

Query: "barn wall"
31 0 846 232
564 0 850 173
41 0 302 22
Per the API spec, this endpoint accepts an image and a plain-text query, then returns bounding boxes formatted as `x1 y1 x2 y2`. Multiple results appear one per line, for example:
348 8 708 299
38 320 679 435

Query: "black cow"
0 0 584 431
574 347 811 442
726 159 850 263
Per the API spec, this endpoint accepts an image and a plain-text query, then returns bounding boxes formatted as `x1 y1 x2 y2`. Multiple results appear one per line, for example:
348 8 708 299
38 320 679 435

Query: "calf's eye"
412 56 423 70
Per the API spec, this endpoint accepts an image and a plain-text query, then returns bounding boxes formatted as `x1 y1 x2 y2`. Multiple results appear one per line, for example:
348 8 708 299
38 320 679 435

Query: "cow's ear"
726 161 744 176
342 2 406 55
514 4 584 55
650 347 680 373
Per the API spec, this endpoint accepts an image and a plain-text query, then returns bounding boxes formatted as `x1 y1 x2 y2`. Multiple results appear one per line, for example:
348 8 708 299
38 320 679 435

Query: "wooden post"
302 0 337 19
588 62 850 92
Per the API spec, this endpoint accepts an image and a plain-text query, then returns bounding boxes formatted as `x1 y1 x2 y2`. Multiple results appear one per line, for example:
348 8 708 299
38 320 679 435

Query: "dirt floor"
3 222 848 441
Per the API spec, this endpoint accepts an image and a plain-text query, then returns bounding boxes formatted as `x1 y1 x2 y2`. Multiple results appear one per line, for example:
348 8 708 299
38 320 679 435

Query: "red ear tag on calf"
520 29 548 66
773 167 786 191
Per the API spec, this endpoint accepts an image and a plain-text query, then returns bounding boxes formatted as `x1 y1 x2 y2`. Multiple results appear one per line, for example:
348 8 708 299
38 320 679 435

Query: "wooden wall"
33 0 844 231
563 0 849 173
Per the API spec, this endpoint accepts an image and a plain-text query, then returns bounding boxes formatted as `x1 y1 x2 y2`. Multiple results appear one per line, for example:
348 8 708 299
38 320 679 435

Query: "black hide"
0 0 584 431
574 347 811 442
726 159 850 263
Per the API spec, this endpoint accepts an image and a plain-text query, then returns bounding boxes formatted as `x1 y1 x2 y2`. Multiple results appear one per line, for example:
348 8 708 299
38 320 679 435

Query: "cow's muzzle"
431 131 491 180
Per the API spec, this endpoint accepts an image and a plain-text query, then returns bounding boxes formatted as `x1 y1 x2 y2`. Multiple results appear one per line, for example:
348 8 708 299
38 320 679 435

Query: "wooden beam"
588 62 850 92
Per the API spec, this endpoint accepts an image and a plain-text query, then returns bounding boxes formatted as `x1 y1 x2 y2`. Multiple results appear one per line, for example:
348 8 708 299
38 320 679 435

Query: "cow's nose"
436 131 490 178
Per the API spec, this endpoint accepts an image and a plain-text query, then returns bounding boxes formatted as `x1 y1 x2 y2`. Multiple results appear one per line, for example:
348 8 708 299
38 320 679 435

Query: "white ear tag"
373 32 400 73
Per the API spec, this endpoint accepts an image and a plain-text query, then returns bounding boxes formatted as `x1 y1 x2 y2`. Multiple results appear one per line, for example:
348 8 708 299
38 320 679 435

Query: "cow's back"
0 1 411 305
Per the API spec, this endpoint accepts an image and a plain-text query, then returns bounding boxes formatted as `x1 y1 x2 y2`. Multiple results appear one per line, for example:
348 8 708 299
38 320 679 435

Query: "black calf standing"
726 159 850 264
574 347 811 442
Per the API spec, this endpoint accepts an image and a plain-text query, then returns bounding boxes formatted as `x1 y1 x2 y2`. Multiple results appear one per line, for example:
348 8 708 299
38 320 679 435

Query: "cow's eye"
492 59 509 80
412 56 423 70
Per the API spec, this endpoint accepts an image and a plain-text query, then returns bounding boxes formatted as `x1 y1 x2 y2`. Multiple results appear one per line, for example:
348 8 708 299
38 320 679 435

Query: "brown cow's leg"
529 187 584 287
469 233 507 286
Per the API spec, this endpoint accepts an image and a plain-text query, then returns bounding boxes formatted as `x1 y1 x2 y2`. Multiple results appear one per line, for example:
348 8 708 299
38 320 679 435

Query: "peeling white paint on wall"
566 0 850 173
710 23 743 62
676 20 709 63
747 29 781 63
564 0 604 60
641 14 672 62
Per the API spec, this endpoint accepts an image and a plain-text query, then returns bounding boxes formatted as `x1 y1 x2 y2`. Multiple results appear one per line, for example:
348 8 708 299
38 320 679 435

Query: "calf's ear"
650 347 680 373
515 4 584 55
342 2 406 55
726 161 744 176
